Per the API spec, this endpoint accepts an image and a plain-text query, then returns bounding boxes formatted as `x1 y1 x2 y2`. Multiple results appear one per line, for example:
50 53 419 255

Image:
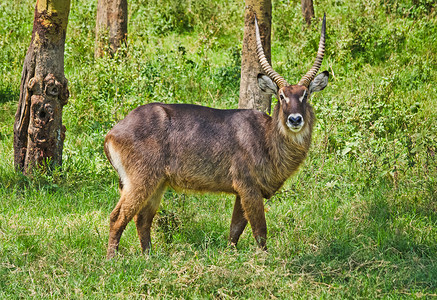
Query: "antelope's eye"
280 94 284 101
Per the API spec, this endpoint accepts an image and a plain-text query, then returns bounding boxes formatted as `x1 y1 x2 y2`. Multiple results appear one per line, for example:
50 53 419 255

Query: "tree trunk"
14 0 71 174
301 0 314 26
239 0 272 114
95 0 128 58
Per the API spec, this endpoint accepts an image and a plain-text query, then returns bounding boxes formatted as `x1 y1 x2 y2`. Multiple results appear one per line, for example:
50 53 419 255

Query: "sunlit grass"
1 0 436 298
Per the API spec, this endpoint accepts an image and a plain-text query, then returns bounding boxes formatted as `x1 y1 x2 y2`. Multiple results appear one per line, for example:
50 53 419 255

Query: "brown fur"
104 85 315 258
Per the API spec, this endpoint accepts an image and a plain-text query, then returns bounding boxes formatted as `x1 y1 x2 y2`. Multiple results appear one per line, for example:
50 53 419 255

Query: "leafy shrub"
131 0 241 37
382 0 436 17
347 15 406 65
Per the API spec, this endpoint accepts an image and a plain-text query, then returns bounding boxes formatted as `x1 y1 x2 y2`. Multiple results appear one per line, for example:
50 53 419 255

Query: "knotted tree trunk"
14 0 71 174
239 0 272 114
95 0 128 58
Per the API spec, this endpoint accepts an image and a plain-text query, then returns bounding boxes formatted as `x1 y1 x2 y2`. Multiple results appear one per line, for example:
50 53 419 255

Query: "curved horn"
254 15 289 89
298 13 326 87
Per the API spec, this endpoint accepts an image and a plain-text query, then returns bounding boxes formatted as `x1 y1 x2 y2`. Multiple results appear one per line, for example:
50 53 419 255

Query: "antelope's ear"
309 71 329 94
257 74 278 95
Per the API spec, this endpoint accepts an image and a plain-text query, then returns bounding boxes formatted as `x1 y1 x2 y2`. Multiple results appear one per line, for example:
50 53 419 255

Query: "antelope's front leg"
239 192 267 250
229 195 248 247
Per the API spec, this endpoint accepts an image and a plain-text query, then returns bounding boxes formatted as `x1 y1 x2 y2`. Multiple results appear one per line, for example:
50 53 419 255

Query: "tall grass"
1 0 436 298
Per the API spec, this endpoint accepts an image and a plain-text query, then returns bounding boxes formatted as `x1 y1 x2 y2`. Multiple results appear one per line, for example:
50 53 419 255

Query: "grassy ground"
1 0 436 298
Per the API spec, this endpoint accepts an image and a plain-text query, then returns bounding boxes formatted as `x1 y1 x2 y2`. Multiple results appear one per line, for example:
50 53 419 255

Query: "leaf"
342 147 352 156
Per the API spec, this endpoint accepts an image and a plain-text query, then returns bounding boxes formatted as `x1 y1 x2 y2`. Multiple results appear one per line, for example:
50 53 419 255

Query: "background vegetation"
1 0 436 298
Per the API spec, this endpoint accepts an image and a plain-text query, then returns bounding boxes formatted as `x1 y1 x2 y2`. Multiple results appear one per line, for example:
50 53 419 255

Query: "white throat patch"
292 125 310 145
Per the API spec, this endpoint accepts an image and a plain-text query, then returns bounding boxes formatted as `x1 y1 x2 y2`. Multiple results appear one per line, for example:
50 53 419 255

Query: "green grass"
1 0 437 298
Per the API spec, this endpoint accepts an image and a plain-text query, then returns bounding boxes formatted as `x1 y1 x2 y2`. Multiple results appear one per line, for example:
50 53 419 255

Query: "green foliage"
130 0 241 38
382 0 436 18
0 0 436 298
347 15 406 64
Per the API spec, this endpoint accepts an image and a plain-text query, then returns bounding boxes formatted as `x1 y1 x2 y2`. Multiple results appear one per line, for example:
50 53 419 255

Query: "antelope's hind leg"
134 182 166 254
106 179 164 259
229 195 248 247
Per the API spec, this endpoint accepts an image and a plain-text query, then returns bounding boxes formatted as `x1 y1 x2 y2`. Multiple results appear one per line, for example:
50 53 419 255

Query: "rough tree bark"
301 0 315 26
95 0 128 58
239 0 272 113
14 0 71 174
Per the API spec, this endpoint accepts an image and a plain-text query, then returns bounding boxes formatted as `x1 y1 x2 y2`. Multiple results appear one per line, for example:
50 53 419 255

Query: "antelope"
104 14 329 258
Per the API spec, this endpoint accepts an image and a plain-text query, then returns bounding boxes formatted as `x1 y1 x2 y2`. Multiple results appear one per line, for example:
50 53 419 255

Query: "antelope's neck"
269 106 314 179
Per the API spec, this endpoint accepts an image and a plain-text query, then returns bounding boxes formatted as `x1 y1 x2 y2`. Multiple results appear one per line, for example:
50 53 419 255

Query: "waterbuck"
104 14 329 258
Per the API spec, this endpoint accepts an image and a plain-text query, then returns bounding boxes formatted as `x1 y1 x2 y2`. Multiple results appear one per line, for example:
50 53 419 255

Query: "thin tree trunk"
95 0 128 58
239 0 272 114
301 0 314 26
14 0 71 174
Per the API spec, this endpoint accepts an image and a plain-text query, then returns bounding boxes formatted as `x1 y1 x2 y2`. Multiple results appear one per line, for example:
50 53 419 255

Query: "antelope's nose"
288 114 303 126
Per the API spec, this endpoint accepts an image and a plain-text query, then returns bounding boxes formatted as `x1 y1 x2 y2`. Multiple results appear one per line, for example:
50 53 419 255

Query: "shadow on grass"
288 180 437 295
0 86 19 105
181 225 229 250
155 211 229 251
291 243 437 296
